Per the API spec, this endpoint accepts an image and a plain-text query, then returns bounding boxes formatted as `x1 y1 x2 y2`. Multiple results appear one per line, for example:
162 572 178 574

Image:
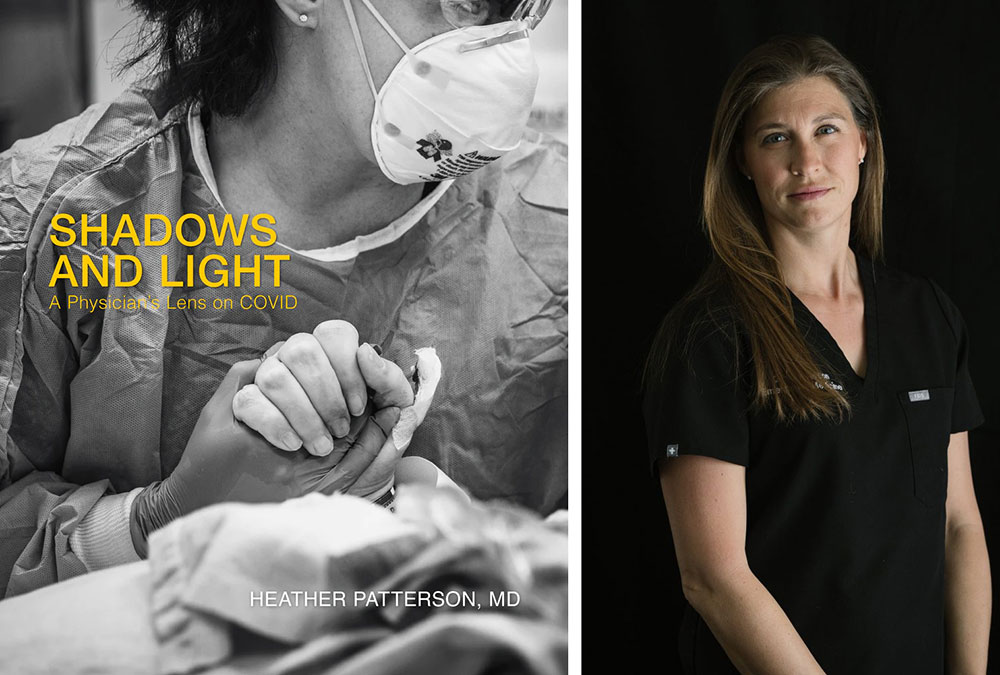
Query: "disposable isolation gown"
0 85 567 597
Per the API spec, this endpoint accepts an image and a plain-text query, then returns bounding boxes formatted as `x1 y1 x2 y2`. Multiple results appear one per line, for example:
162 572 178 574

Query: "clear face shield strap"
457 26 529 52
456 0 549 52
341 0 415 98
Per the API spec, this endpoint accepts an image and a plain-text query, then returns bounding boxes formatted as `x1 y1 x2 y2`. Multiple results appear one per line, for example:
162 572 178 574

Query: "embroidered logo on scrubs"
416 131 453 162
815 373 844 391
908 389 930 402
666 444 679 457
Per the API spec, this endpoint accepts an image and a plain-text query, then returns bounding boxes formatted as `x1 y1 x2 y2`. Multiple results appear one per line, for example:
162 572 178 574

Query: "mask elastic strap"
355 0 416 58
342 0 378 98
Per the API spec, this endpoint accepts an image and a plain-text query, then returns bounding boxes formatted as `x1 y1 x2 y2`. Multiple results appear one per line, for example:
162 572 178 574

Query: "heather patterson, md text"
249 589 522 610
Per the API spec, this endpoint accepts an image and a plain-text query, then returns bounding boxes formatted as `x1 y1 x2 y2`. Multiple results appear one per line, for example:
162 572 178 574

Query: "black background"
584 0 1000 671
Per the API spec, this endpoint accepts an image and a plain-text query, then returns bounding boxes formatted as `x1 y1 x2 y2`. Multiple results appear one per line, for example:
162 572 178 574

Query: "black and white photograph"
585 1 998 673
0 1 571 672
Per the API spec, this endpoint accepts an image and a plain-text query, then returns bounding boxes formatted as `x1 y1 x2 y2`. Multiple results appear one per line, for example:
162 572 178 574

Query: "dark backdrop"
584 1 1000 671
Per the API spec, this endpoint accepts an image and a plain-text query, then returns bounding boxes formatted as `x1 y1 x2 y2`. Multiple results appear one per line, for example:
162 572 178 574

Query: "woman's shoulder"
443 129 568 297
863 254 969 340
642 280 751 468
451 128 568 217
863 252 942 298
645 278 746 393
501 129 568 214
0 83 188 245
673 282 744 347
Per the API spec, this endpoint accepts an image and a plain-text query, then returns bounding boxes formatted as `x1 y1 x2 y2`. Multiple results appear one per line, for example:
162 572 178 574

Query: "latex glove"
232 320 414 457
130 359 399 557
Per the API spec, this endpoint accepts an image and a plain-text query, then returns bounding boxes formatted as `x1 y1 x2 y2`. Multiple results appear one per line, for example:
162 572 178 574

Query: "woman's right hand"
232 319 415 457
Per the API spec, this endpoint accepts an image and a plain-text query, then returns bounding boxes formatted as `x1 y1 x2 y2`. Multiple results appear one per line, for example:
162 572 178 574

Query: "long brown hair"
645 35 885 423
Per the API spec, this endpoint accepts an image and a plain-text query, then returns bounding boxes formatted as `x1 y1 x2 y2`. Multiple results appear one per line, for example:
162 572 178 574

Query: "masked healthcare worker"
0 0 566 597
642 36 989 674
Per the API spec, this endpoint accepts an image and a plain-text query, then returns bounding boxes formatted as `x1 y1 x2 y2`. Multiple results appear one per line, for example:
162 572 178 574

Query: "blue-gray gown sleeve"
642 311 751 476
0 91 187 598
0 130 98 597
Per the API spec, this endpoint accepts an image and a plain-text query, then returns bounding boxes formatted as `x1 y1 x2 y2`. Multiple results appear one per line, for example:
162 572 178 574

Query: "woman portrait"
0 0 567 607
638 35 990 673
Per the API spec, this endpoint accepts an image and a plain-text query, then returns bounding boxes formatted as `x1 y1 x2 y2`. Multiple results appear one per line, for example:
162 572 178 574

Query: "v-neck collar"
787 249 879 404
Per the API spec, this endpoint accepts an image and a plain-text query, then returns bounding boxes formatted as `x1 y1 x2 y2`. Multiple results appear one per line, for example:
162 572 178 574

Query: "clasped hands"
234 319 414 496
131 320 414 556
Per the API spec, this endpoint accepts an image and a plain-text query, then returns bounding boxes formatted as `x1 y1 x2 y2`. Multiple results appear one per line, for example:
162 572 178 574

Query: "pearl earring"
299 13 308 22
859 158 865 165
745 174 752 181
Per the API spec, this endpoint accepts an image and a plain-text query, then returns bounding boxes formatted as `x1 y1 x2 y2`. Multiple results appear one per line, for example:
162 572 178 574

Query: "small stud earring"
299 13 308 22
745 174 752 181
859 158 865 165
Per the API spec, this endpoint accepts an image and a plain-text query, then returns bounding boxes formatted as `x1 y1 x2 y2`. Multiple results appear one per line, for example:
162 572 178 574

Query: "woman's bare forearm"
686 569 825 675
944 522 992 674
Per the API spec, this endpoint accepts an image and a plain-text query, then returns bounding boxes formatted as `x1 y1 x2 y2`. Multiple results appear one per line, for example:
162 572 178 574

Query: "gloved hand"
232 320 415 456
129 358 400 557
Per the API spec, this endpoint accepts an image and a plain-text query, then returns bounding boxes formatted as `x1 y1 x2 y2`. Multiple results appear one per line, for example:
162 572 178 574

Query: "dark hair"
122 0 277 117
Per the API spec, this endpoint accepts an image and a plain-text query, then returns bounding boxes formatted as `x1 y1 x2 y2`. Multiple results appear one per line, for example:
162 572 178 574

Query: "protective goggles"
442 0 553 50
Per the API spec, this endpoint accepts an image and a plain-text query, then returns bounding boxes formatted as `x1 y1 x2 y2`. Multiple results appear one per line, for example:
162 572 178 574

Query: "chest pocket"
897 387 954 507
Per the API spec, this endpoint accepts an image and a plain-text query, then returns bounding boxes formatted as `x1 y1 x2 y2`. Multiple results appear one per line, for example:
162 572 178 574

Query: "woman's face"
740 76 867 238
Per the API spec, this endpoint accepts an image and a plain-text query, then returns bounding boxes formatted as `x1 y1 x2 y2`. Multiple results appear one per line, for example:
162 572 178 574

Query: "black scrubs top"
642 252 985 674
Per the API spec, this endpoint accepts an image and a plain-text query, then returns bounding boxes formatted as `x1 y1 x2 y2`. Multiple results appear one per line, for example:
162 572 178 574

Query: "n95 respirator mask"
342 0 540 184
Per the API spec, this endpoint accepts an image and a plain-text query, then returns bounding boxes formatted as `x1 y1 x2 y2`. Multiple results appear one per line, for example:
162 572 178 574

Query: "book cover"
0 1 571 672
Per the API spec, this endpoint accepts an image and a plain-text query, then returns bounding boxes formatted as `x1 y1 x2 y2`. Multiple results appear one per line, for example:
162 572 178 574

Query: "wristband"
373 485 396 512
